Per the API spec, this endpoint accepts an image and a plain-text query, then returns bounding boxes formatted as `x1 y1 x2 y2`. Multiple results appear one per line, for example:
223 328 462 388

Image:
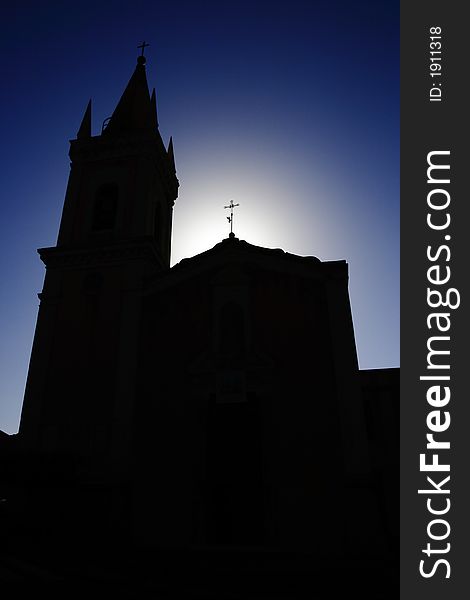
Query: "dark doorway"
206 393 264 545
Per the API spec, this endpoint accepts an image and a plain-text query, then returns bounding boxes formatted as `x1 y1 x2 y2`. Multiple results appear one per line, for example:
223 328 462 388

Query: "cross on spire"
137 41 150 57
224 200 240 238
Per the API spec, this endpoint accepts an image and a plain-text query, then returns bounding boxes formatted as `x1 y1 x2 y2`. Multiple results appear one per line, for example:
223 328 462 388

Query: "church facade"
3 53 398 593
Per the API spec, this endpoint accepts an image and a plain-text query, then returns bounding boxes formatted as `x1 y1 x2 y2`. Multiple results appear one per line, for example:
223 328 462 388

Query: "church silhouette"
1 52 398 597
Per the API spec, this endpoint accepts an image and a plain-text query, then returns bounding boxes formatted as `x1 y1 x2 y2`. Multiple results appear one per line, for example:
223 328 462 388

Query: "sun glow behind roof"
168 131 399 373
170 145 336 266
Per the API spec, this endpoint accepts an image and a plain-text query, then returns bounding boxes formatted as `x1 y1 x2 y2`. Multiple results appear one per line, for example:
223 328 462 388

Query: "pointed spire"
167 136 175 172
103 56 154 136
150 88 159 129
77 99 91 139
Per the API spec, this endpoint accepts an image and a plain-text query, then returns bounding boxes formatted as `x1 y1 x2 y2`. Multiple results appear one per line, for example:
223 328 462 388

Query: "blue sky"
0 0 399 433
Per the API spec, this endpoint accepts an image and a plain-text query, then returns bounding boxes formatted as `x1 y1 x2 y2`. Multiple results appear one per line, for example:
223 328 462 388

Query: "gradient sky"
0 0 399 433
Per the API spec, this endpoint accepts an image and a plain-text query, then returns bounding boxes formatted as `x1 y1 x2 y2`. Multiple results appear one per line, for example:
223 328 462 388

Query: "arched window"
216 303 247 403
154 201 162 236
218 302 245 357
92 184 118 231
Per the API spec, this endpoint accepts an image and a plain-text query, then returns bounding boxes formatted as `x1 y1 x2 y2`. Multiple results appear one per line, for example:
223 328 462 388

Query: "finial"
167 136 175 170
224 200 240 238
77 99 92 139
137 41 150 64
150 88 159 129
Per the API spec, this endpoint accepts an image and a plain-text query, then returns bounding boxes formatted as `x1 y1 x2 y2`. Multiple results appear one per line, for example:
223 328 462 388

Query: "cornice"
38 239 165 270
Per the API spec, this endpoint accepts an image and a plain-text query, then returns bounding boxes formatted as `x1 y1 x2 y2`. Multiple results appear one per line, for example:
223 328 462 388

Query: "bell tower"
19 52 178 473
57 53 178 267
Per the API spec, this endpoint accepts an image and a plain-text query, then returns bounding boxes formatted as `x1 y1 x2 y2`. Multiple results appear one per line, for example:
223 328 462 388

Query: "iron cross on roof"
224 200 240 238
137 41 150 57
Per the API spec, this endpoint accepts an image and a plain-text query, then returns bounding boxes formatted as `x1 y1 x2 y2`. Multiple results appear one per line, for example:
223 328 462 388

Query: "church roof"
148 236 348 291
175 236 321 268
